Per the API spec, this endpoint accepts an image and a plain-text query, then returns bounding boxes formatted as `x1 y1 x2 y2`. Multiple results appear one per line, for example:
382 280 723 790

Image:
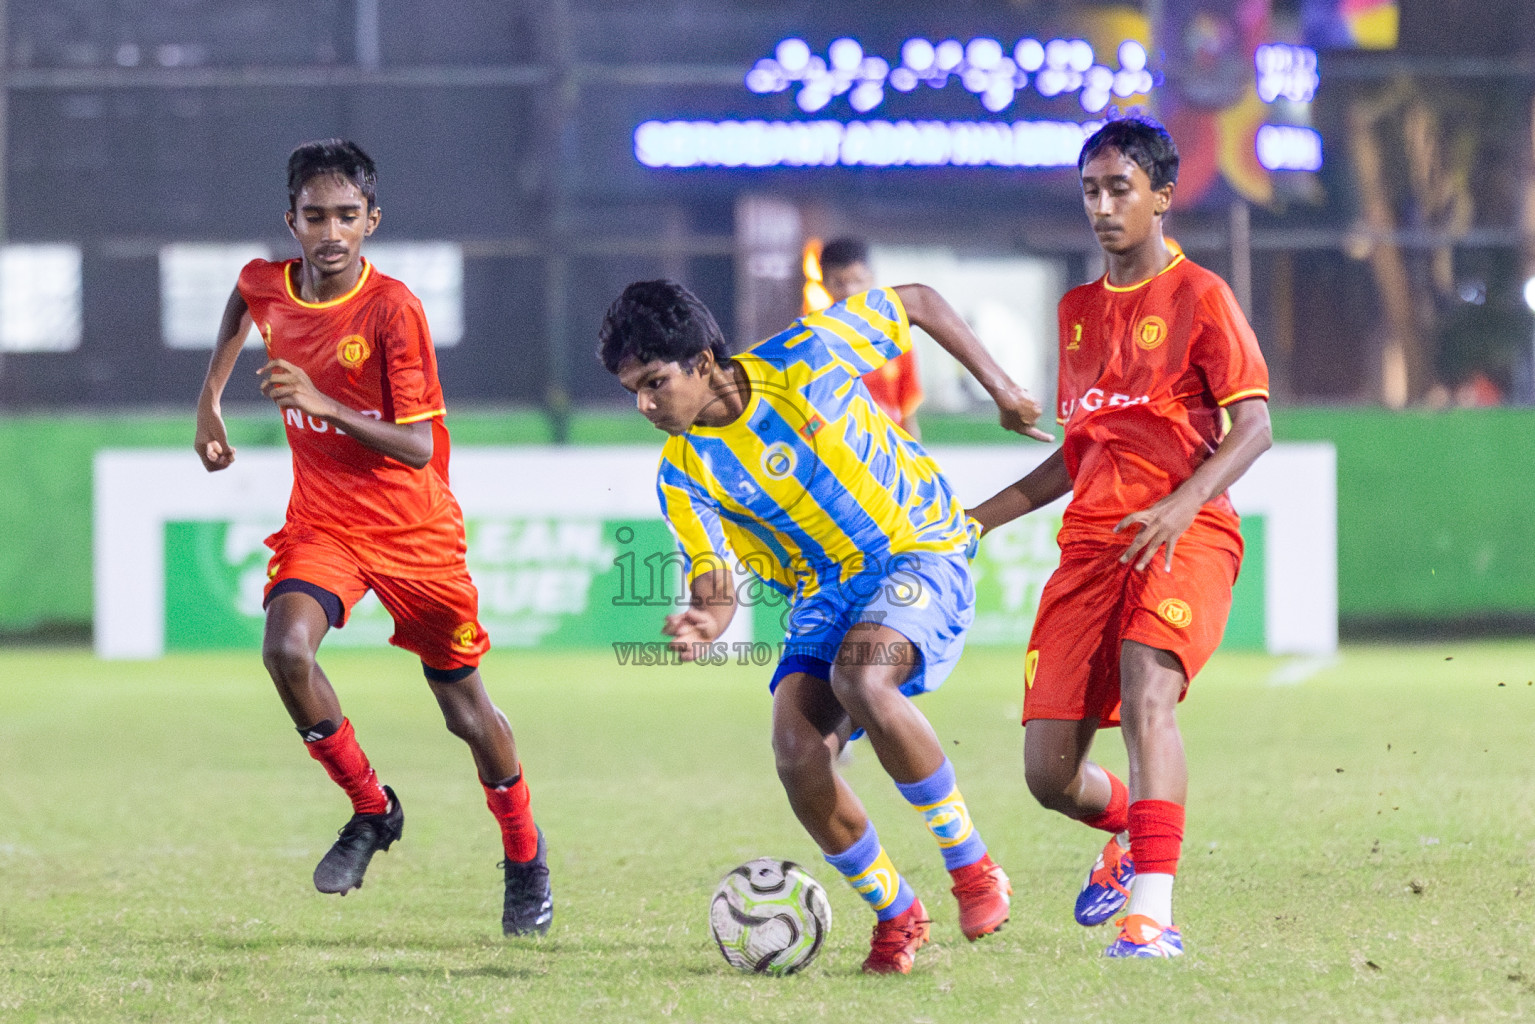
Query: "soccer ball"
709 857 832 975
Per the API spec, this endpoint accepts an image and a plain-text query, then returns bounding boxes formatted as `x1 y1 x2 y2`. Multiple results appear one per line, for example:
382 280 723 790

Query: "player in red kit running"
193 139 551 936
970 118 1272 957
819 237 925 437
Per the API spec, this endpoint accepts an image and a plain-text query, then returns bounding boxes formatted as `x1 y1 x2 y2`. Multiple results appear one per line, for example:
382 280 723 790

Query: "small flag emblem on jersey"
336 334 372 369
798 414 827 442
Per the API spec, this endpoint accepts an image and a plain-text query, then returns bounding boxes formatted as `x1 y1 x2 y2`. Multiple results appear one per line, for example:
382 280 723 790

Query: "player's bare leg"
262 591 342 728
1118 641 1189 804
830 622 1011 943
1108 639 1189 954
827 622 944 784
771 672 866 852
427 670 520 782
1024 716 1138 927
263 589 400 894
772 671 927 972
1023 717 1112 818
431 668 550 935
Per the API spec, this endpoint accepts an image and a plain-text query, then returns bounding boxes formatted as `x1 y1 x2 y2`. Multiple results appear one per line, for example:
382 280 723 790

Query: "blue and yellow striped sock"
824 822 916 922
895 757 987 871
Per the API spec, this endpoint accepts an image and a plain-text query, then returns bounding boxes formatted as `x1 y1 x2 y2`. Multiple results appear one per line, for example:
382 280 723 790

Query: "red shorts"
264 524 490 672
1022 521 1241 727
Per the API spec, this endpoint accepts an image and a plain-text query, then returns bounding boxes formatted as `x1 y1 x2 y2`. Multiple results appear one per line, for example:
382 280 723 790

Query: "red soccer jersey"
1054 253 1269 546
861 349 923 432
238 258 465 576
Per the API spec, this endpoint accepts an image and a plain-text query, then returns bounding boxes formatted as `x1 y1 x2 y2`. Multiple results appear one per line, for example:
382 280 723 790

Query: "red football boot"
861 897 931 975
950 854 1011 941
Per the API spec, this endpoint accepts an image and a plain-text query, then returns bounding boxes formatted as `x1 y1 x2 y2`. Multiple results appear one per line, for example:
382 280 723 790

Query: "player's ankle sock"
825 822 916 921
483 770 538 862
1126 800 1185 928
303 717 389 815
1081 770 1130 834
1126 873 1175 928
296 719 339 743
893 757 987 870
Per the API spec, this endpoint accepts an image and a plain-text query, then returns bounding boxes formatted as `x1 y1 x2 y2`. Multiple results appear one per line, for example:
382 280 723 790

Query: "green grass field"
2 641 1533 1023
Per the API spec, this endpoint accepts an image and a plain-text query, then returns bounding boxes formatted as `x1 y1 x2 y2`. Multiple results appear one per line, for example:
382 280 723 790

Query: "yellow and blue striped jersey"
656 288 970 599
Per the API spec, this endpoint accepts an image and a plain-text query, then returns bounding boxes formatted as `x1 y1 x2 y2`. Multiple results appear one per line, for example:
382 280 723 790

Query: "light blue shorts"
768 550 975 701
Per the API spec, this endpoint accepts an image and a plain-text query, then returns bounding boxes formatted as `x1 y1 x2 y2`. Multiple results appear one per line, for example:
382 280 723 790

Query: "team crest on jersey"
760 441 797 480
1157 598 1193 629
261 323 274 352
1135 316 1168 351
336 334 372 369
1024 648 1039 689
451 621 479 651
797 413 827 443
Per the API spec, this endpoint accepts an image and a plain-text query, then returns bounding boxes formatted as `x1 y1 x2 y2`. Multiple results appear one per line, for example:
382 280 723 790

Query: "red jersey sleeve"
893 350 923 419
379 293 447 424
235 259 278 322
1191 279 1270 407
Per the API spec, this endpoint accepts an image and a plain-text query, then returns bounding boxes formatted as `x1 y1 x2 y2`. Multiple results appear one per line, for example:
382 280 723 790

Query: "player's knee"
1118 690 1178 738
827 669 887 716
439 701 485 744
1024 761 1077 812
773 729 832 790
261 633 315 686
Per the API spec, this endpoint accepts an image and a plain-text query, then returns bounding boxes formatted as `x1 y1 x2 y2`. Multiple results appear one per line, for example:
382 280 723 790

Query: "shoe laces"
869 912 930 955
951 863 1003 901
501 856 549 898
336 805 391 844
1088 844 1131 898
1112 914 1166 945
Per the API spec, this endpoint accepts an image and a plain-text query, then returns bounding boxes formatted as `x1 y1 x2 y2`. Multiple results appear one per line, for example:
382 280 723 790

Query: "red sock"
304 718 389 815
483 771 539 862
1127 799 1186 875
1082 770 1130 834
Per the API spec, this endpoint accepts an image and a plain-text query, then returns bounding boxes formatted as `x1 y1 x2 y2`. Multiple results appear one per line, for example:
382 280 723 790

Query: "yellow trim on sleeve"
395 408 446 424
1217 388 1269 407
1102 252 1186 293
285 259 374 309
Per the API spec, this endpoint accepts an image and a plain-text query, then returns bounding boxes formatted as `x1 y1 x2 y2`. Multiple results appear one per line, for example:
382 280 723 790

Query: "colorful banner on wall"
96 446 1330 660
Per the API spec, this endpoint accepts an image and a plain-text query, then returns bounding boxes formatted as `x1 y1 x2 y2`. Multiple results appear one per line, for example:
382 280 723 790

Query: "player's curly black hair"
819 237 870 274
597 280 730 375
287 138 378 211
1079 116 1180 191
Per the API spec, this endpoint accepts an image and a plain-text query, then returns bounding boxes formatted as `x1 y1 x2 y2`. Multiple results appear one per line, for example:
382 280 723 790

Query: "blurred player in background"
598 278 1052 974
970 117 1271 958
193 139 552 936
818 238 925 438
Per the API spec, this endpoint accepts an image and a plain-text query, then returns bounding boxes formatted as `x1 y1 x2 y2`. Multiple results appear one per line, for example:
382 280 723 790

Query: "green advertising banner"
166 513 1265 653
165 517 680 652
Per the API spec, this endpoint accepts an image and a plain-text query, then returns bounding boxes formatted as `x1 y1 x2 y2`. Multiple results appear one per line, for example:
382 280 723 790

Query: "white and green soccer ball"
710 858 832 975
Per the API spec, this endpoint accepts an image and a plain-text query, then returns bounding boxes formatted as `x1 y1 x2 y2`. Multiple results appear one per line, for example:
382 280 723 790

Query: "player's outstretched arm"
195 288 253 472
1116 397 1273 571
892 283 1053 443
662 567 736 663
968 447 1073 535
257 358 434 469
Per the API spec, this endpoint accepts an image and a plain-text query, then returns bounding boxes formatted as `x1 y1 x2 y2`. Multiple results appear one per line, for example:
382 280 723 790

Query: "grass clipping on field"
0 643 1533 1023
